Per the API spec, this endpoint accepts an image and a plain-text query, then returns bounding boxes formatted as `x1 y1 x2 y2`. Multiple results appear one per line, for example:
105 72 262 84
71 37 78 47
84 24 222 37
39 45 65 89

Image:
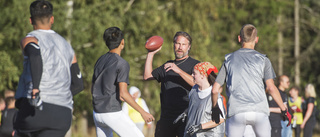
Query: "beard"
175 50 188 59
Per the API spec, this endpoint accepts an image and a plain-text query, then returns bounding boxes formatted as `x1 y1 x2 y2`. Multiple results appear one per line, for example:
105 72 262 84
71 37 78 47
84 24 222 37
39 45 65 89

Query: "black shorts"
155 118 186 137
14 98 72 137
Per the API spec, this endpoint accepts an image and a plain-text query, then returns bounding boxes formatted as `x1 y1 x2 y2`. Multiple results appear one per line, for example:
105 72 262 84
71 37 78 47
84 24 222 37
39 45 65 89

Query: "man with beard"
144 31 200 137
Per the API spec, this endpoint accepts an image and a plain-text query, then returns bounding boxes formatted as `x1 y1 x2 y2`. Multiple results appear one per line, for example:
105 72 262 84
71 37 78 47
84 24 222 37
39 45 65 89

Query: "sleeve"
215 62 227 86
307 97 315 104
24 42 43 90
140 99 150 113
151 65 164 82
70 62 84 96
263 58 276 81
116 61 130 84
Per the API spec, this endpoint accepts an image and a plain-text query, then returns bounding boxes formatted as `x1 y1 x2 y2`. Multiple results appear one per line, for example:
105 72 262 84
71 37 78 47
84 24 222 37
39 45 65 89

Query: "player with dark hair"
211 24 291 137
91 27 154 137
144 31 200 137
14 1 84 137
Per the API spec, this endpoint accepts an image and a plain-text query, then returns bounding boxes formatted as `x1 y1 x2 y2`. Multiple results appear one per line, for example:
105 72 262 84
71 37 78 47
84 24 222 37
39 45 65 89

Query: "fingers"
165 63 175 72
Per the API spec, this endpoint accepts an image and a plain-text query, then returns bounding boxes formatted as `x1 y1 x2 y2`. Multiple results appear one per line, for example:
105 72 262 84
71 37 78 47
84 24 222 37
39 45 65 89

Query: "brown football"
145 36 163 51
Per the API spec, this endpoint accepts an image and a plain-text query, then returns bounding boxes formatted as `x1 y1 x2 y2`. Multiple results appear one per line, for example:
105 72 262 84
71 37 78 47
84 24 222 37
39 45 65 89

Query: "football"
145 36 163 51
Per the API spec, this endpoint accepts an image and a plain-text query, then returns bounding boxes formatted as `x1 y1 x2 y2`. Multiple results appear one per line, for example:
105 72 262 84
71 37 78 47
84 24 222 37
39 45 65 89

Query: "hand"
300 122 305 129
148 46 162 54
281 109 292 127
28 89 43 110
173 111 187 124
164 63 181 73
141 111 155 123
186 124 202 136
211 105 223 124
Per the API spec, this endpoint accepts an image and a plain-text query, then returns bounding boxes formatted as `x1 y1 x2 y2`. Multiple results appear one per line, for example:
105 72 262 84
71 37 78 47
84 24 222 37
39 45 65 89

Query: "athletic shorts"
14 98 72 137
155 118 185 137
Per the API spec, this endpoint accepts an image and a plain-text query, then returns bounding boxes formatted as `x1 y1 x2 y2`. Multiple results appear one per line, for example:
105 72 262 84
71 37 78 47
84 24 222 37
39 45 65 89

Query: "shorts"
14 98 72 137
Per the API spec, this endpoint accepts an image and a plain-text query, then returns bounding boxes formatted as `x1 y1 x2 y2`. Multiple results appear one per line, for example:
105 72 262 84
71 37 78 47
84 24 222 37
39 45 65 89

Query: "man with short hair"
91 27 154 137
14 1 84 137
267 75 290 137
211 24 291 137
277 75 292 137
144 31 200 137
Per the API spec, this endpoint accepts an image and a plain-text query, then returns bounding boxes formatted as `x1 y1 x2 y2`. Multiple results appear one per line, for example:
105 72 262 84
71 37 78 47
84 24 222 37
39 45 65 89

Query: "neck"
176 55 189 61
198 81 210 91
33 24 51 30
109 48 121 56
278 86 285 91
242 42 255 49
7 104 15 109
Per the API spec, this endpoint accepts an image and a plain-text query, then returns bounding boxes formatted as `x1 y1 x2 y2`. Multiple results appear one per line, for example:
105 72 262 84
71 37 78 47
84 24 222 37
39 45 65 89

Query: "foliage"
1 0 320 131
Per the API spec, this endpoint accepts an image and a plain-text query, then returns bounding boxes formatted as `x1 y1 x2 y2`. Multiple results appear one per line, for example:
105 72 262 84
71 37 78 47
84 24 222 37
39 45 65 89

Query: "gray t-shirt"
91 52 130 113
216 48 276 117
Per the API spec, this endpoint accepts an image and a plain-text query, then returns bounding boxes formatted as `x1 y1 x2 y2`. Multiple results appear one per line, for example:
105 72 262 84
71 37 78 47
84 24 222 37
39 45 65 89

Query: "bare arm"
265 79 286 111
211 82 222 107
201 118 225 129
269 107 281 113
164 62 195 87
143 47 161 80
119 82 154 123
301 103 314 129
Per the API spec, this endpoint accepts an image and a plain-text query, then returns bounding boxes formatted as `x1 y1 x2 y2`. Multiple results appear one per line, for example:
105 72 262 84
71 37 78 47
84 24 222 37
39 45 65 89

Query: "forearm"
70 62 84 96
266 79 286 111
119 83 146 114
211 82 221 107
178 70 195 87
202 118 224 129
269 107 281 113
143 53 155 80
25 42 43 90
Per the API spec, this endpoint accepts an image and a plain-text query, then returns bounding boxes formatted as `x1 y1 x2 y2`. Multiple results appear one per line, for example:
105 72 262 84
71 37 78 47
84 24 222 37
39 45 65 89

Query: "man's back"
217 48 275 117
16 29 74 109
91 52 130 113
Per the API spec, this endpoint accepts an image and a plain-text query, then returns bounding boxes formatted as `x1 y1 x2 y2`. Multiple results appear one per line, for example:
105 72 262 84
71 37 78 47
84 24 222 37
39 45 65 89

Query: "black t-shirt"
152 57 199 120
303 97 316 117
0 108 18 137
91 52 130 113
267 88 287 128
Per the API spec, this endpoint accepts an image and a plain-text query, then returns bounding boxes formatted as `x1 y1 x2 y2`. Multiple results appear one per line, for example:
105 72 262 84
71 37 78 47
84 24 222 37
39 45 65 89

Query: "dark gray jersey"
91 52 130 113
216 48 276 117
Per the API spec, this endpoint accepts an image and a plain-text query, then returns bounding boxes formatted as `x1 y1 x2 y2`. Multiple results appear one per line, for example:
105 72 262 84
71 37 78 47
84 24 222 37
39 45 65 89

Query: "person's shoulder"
188 57 200 63
115 55 129 67
20 36 38 48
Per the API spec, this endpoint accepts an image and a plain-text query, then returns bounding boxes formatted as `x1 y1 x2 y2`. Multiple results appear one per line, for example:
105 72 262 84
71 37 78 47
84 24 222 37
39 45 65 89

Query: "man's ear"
50 16 54 24
29 17 33 25
120 39 125 49
255 36 259 44
238 35 241 43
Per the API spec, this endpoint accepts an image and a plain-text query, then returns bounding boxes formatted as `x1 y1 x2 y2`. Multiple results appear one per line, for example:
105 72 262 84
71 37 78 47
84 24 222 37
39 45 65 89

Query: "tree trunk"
65 1 75 137
277 8 283 76
294 0 300 85
66 0 73 44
